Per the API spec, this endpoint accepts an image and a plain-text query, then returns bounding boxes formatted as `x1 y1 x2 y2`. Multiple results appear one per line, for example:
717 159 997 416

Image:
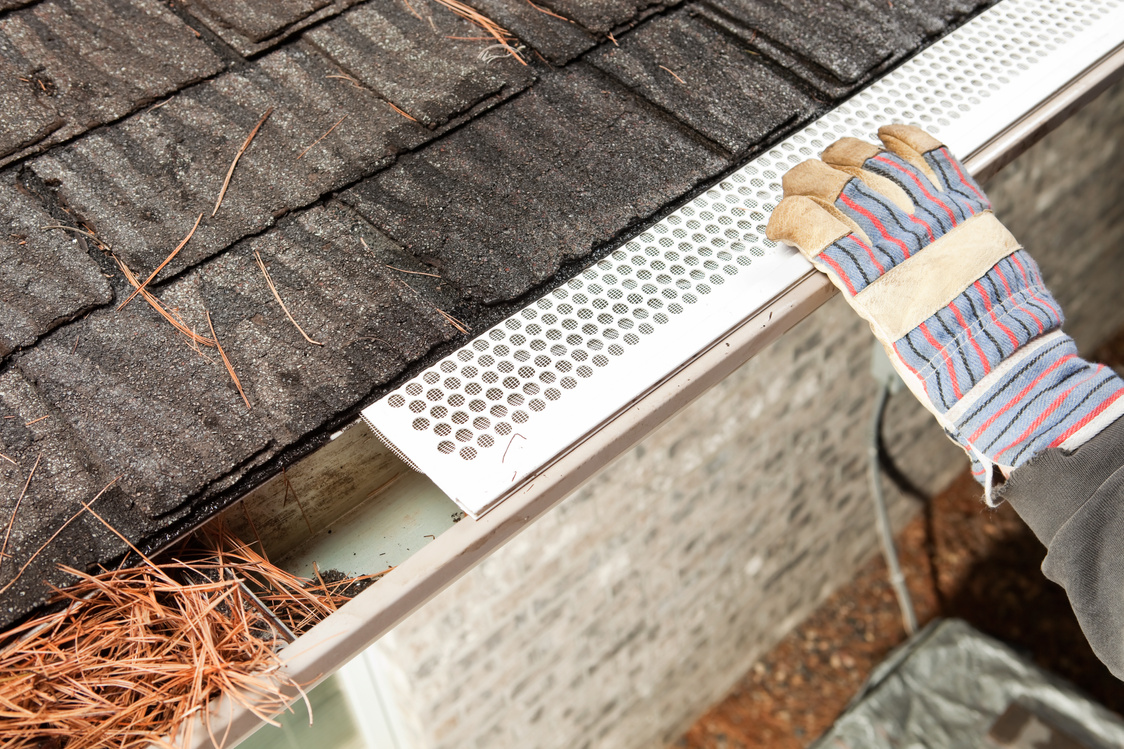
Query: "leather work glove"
767 125 1124 501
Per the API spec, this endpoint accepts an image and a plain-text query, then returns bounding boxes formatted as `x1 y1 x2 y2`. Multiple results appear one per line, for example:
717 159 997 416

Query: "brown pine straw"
118 213 204 311
659 65 686 84
386 101 419 122
205 311 251 411
524 0 571 22
429 0 525 64
212 107 273 218
0 520 389 749
40 225 115 253
114 256 216 349
0 479 118 598
296 114 348 159
361 238 469 333
252 251 322 346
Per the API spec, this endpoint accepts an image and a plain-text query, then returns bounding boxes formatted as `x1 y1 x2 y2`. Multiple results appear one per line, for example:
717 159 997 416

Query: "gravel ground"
674 328 1124 749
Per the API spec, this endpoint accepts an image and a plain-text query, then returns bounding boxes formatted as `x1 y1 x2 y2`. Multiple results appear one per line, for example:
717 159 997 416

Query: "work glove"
767 124 1124 501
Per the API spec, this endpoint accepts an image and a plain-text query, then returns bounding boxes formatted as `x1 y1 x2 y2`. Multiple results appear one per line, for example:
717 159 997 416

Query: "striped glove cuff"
767 125 1124 501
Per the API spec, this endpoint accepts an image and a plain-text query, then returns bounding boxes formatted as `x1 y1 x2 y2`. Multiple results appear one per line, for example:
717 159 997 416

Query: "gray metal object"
364 0 1124 518
812 619 1124 749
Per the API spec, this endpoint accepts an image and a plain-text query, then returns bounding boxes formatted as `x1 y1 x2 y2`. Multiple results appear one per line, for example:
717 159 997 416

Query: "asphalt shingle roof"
0 0 992 626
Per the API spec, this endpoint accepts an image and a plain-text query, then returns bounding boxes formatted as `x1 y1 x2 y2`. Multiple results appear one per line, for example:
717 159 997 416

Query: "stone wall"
371 78 1124 749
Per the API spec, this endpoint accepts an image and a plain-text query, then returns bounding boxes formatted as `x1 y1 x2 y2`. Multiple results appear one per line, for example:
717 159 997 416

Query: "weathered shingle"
0 68 62 159
0 0 224 165
192 0 333 43
541 0 671 35
189 202 460 441
588 9 816 155
31 44 428 279
341 64 728 304
879 0 992 41
0 369 133 628
466 0 598 65
181 0 361 56
699 0 905 95
14 203 456 519
0 172 113 359
304 3 535 128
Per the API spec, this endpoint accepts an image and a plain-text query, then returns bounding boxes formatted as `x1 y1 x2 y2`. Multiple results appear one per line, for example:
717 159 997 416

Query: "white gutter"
188 0 1124 744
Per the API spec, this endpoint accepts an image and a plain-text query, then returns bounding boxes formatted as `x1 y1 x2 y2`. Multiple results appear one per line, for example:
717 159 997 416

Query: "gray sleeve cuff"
1001 415 1124 548
1000 414 1124 680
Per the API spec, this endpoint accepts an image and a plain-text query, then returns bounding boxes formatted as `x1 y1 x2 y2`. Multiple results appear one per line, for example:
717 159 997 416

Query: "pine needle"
118 213 203 311
659 65 686 84
0 477 118 597
212 107 273 218
113 256 216 348
40 225 114 253
386 101 418 122
525 0 572 22
391 275 469 334
296 114 348 159
252 251 322 346
205 311 251 411
0 453 40 577
430 0 525 64
385 264 441 278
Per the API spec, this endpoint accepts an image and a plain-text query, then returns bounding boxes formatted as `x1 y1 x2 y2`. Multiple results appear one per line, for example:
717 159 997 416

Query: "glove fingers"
878 124 944 156
821 137 881 168
878 124 944 179
822 137 917 215
878 124 990 219
766 195 854 257
781 159 851 203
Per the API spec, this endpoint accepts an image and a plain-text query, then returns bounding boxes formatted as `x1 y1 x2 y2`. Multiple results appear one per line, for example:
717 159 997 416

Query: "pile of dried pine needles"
0 523 384 749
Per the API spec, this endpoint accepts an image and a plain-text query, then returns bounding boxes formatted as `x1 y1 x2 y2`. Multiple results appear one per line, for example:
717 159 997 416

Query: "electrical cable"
869 381 918 635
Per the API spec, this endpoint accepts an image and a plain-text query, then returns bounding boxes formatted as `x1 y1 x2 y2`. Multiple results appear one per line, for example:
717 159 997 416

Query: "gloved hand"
767 125 1124 501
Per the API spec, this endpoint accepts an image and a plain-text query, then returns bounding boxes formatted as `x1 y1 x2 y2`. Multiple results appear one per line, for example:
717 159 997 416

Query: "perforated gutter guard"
363 0 1124 519
192 1 1124 744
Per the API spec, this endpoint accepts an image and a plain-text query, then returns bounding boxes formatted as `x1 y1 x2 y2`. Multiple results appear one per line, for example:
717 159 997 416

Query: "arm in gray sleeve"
1002 415 1124 680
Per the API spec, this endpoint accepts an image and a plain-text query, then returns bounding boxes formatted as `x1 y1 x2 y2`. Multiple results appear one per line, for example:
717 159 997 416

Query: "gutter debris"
0 522 385 748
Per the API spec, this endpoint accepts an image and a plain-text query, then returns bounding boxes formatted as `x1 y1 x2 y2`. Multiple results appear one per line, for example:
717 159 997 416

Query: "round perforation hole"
388 394 406 408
